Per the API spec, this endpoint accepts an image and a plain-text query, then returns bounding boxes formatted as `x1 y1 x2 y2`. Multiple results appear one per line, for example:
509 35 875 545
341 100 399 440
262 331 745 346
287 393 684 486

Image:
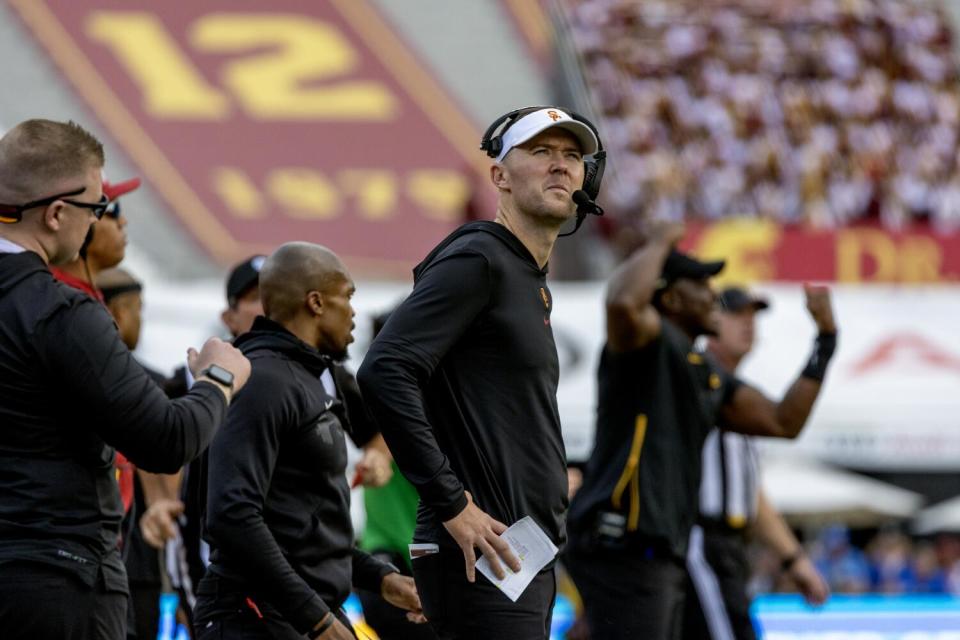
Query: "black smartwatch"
199 364 235 391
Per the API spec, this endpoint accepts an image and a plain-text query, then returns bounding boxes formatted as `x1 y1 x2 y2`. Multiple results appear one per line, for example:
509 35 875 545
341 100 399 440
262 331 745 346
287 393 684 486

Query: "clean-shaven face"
500 128 585 223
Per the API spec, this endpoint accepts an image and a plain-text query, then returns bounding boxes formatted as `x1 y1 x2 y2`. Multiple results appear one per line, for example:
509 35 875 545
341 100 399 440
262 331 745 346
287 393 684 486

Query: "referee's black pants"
682 524 757 640
411 548 556 640
565 546 686 640
0 560 128 639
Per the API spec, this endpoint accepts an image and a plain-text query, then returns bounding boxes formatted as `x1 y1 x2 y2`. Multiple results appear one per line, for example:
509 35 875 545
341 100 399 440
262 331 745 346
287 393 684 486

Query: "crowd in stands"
562 0 960 233
750 525 960 595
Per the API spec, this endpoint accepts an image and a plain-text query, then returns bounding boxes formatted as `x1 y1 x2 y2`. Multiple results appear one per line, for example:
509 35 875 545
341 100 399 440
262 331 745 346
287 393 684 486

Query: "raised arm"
721 285 837 439
43 301 249 473
605 222 685 352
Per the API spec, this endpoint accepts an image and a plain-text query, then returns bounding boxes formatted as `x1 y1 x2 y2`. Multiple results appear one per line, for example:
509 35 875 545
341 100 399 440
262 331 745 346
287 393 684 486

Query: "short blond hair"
0 119 104 203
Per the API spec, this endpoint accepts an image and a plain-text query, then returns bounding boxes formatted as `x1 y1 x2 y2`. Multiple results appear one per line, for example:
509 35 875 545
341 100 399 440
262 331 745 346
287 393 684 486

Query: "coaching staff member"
566 222 837 640
358 106 604 639
196 243 422 640
684 287 829 640
0 120 250 639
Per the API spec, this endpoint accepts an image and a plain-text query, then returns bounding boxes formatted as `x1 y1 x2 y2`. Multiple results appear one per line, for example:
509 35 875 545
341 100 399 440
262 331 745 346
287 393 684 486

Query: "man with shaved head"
196 242 423 640
0 120 250 639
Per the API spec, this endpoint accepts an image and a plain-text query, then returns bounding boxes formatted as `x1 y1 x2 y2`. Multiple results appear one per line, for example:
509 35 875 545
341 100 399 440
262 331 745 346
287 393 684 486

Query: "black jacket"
358 221 568 548
0 251 227 589
204 317 391 634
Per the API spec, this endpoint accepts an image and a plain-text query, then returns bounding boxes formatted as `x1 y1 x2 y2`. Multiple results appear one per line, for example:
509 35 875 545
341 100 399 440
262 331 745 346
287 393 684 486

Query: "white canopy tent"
913 496 960 535
761 457 925 527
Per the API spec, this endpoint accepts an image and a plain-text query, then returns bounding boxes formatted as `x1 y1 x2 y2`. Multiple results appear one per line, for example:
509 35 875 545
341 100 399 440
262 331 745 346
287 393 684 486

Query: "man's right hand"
442 491 520 583
187 337 252 395
140 498 185 549
313 614 355 640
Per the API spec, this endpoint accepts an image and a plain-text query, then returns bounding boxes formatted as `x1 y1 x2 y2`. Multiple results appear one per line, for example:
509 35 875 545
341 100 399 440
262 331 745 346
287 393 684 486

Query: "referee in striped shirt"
683 287 830 640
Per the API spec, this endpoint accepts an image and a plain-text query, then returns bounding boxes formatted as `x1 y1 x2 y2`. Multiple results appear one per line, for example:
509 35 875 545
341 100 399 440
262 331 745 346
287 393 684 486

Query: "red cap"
102 177 141 201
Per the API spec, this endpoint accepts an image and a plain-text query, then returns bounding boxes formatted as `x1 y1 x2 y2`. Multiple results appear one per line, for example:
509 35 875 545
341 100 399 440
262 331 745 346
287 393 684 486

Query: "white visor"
495 108 599 162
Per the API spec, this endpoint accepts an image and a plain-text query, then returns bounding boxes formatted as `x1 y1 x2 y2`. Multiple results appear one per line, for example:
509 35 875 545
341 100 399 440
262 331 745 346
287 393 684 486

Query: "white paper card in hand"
475 516 558 602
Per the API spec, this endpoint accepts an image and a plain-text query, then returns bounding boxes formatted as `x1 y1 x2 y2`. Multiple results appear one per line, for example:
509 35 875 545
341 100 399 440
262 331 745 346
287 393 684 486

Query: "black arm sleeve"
332 365 378 448
41 299 226 473
204 368 329 632
357 252 491 522
351 547 396 593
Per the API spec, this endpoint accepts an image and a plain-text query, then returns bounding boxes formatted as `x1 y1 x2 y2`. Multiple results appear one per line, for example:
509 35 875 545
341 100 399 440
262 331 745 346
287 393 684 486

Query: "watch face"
205 365 234 387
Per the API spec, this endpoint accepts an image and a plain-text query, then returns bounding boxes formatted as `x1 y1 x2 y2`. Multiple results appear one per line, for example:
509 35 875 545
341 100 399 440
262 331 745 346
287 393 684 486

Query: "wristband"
801 332 837 382
308 612 335 639
780 550 803 573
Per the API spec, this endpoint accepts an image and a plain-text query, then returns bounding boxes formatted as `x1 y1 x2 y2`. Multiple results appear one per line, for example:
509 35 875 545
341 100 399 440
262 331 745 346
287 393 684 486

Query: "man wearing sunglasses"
51 177 138 302
0 119 251 640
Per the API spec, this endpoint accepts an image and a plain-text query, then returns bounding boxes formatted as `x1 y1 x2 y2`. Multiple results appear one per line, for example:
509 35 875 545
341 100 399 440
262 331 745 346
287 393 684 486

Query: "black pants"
357 551 438 640
128 582 162 639
565 546 686 640
411 548 556 640
194 610 354 640
683 525 757 640
0 561 127 639
193 574 355 640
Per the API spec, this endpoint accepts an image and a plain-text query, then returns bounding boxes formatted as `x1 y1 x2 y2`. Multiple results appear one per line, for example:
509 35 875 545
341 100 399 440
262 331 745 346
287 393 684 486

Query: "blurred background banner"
683 219 960 283
8 0 490 274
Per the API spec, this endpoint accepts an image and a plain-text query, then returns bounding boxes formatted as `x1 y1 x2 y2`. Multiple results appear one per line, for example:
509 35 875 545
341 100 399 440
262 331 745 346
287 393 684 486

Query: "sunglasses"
0 186 111 223
103 199 122 220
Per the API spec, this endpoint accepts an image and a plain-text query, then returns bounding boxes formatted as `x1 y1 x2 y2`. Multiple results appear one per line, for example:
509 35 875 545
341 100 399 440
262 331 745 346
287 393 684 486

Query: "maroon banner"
682 219 960 284
11 0 493 275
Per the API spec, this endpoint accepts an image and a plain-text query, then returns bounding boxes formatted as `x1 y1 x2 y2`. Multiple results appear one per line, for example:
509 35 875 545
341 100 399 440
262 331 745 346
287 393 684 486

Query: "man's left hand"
381 573 427 624
804 284 836 334
803 284 837 333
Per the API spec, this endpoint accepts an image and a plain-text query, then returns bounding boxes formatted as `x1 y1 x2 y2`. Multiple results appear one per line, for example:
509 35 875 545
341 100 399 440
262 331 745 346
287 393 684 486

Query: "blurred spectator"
99 267 181 640
810 524 872 593
561 0 960 232
911 542 948 592
866 527 915 593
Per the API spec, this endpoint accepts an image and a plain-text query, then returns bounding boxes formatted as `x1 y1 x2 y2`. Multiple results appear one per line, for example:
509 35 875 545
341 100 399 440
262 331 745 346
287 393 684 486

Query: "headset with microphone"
480 106 606 237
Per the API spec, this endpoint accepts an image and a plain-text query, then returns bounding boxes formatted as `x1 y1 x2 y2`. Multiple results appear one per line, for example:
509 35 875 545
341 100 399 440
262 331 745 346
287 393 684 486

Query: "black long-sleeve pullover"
358 221 569 548
204 317 392 634
0 251 227 589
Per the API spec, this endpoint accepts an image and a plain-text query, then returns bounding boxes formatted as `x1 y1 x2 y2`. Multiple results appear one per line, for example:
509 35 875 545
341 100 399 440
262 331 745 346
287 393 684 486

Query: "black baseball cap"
718 287 770 313
656 249 725 289
226 255 266 306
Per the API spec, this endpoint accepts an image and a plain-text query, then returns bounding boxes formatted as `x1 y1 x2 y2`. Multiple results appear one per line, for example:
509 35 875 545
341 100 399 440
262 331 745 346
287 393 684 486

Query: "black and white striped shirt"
698 429 760 529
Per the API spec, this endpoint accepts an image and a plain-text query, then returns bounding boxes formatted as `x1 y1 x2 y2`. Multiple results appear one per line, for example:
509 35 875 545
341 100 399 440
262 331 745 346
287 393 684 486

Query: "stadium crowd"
752 526 960 595
563 0 960 232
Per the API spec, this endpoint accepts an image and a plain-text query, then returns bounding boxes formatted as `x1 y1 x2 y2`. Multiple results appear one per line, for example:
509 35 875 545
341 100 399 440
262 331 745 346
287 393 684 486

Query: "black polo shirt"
358 221 568 548
568 318 741 558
